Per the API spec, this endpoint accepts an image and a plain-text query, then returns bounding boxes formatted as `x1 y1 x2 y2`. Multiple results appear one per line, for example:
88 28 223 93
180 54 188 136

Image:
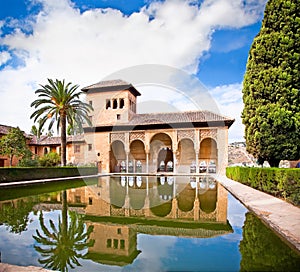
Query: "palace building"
82 79 235 175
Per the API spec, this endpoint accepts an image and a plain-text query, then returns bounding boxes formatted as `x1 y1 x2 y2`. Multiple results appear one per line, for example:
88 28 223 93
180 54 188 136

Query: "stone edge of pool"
214 174 300 253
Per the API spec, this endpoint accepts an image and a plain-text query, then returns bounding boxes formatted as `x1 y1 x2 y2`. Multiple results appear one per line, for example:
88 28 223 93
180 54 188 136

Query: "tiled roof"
29 134 85 145
0 124 15 135
128 110 233 125
82 79 130 89
81 79 141 96
84 110 235 133
0 124 29 138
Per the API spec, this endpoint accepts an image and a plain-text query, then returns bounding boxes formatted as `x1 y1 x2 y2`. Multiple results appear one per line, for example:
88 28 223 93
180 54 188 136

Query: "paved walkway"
215 174 300 252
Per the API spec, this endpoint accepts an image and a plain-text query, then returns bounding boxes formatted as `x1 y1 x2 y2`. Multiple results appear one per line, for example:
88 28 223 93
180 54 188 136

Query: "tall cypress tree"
242 0 300 167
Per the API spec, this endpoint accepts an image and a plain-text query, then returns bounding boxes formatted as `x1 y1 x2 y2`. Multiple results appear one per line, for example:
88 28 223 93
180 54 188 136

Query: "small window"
119 98 125 109
117 228 122 234
88 197 93 205
35 147 38 154
89 100 93 106
107 239 112 248
113 99 118 109
106 99 111 109
44 147 48 155
120 240 125 249
75 195 81 203
74 145 80 153
88 144 92 151
117 114 121 120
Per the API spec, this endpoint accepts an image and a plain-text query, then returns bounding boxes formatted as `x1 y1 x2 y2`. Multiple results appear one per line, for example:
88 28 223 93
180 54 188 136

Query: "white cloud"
0 51 11 66
0 0 266 135
209 83 245 142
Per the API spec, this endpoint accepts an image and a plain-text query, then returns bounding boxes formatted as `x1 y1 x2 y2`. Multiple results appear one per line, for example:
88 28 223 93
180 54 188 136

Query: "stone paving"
215 174 300 252
0 263 54 272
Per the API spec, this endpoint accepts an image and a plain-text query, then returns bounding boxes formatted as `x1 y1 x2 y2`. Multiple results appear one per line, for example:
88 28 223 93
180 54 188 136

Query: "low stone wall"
0 167 97 183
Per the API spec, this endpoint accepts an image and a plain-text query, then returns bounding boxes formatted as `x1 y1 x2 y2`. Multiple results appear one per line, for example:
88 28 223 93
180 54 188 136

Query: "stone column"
146 152 149 173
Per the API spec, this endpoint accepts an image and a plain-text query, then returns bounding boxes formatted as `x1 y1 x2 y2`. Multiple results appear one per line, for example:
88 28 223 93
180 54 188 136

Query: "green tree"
242 0 300 167
33 191 94 271
0 198 36 234
30 79 93 166
0 127 30 166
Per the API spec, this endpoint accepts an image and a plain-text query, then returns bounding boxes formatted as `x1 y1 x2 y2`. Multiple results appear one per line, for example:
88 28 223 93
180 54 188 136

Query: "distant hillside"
228 142 255 166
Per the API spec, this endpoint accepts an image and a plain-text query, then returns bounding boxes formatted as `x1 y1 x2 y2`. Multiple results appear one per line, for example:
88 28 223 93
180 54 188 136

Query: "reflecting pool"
0 176 299 271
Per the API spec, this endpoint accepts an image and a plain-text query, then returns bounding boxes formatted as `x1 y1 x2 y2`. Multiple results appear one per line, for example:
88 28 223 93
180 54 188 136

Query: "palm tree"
31 119 45 142
33 191 95 271
30 79 93 166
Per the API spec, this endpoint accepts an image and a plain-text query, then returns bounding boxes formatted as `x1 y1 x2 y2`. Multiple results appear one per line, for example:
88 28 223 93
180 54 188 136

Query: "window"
44 147 48 155
113 99 118 109
106 99 111 109
88 197 93 205
74 145 80 153
119 98 125 109
117 114 121 120
75 195 81 203
107 239 112 248
89 100 93 106
35 147 38 154
120 240 125 249
117 228 122 234
113 239 118 249
88 144 92 151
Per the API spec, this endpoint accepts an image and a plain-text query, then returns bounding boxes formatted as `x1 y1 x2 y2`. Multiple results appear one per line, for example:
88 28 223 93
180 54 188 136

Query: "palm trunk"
60 113 67 166
61 190 68 238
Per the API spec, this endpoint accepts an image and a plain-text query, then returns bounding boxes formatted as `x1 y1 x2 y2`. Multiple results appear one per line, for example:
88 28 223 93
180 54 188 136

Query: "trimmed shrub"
226 167 300 206
0 167 97 183
39 152 61 167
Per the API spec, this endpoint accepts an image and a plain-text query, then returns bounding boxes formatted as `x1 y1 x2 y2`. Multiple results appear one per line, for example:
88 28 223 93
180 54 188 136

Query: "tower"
82 79 141 126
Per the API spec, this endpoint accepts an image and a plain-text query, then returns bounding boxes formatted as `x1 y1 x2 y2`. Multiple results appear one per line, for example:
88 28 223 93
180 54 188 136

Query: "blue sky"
0 0 268 141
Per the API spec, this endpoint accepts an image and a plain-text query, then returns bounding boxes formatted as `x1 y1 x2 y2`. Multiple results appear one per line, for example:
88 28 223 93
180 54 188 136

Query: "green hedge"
0 167 98 183
226 167 300 206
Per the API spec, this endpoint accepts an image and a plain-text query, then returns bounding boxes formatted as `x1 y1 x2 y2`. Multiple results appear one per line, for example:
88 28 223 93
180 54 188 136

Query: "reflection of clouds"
227 193 248 228
0 210 69 267
131 234 177 272
0 212 40 266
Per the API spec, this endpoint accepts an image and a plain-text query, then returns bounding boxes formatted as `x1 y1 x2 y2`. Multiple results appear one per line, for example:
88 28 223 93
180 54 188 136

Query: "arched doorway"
199 138 218 173
110 140 126 173
150 133 173 172
129 140 146 173
178 138 195 173
157 148 173 172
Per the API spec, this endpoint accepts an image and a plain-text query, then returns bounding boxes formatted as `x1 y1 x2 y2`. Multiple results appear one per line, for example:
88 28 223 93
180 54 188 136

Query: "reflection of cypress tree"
240 212 300 271
0 198 35 234
33 191 95 272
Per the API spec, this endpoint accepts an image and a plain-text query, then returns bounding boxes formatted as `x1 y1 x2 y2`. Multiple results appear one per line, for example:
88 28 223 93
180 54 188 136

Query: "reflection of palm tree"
33 191 94 272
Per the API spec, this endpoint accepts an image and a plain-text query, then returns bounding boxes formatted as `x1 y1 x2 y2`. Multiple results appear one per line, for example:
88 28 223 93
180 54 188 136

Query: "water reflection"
33 190 95 272
0 176 299 271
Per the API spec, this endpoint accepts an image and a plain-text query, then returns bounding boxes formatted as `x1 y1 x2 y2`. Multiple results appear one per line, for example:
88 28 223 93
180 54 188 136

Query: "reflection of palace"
66 176 232 266
82 80 234 174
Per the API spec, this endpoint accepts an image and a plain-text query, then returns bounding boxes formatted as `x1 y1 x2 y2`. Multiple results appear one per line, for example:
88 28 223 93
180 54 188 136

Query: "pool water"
0 176 299 271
